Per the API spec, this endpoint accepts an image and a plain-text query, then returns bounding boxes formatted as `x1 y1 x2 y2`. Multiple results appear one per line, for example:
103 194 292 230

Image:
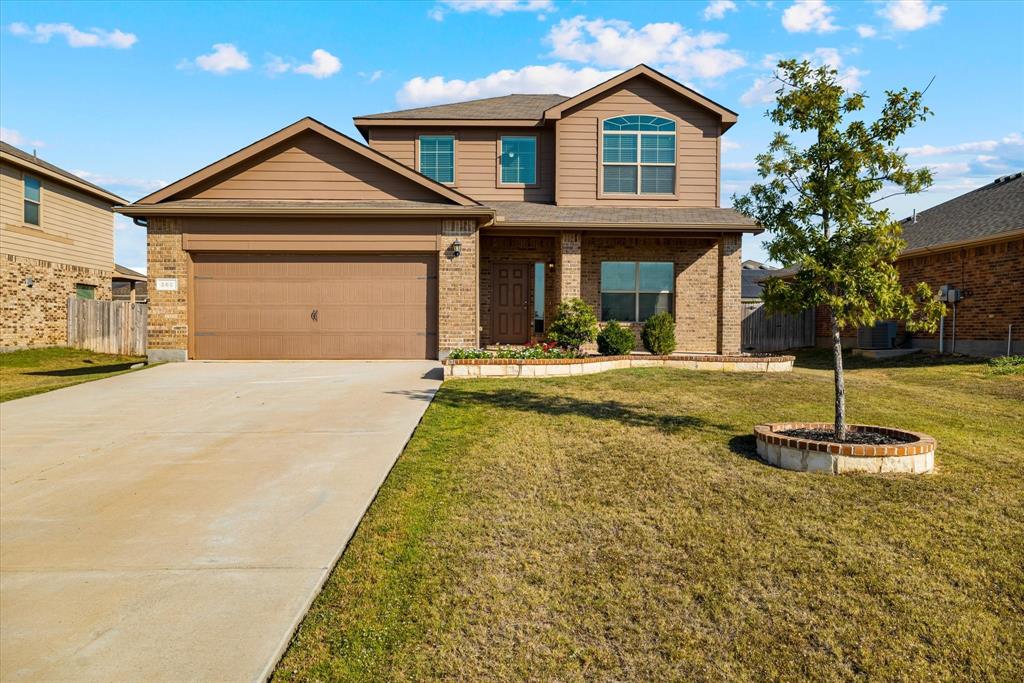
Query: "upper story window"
418 135 455 184
602 115 676 196
23 174 41 225
499 136 537 185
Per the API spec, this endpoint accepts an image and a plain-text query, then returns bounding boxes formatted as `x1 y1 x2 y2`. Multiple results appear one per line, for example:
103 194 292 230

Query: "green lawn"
274 351 1024 682
0 347 147 402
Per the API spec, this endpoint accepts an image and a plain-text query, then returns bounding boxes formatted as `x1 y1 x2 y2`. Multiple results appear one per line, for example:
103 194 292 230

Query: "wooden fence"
741 302 815 352
67 298 148 356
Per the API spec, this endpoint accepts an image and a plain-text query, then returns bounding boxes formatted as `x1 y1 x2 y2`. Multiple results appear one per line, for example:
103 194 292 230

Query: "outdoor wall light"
452 239 462 257
24 277 34 288
547 260 555 269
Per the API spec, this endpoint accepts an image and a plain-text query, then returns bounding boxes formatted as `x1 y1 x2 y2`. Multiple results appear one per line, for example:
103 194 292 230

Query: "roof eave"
114 204 496 219
491 220 761 233
899 227 1024 257
0 151 127 205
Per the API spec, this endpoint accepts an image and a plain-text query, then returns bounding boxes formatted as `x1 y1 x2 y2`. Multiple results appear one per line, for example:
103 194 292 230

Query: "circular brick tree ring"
754 422 936 474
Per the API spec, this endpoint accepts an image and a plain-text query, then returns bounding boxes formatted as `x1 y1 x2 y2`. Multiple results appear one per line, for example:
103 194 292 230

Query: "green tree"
733 60 944 440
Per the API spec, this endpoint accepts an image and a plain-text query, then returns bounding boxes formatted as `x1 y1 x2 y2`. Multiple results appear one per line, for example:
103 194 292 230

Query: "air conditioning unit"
857 321 898 349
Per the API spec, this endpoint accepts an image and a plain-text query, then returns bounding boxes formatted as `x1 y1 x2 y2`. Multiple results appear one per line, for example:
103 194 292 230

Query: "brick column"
147 217 189 361
438 218 478 357
556 231 582 302
717 233 742 354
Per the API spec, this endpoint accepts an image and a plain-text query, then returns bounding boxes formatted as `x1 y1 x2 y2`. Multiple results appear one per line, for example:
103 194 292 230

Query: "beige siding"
368 127 555 202
556 78 721 207
184 131 443 202
0 161 114 271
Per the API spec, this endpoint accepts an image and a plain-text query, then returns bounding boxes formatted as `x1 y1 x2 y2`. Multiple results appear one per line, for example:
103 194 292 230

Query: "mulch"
778 427 918 446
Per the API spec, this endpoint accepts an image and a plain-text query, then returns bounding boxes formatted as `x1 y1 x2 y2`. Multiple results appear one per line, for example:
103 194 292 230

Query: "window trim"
598 115 678 199
416 133 457 186
599 261 674 323
23 173 42 226
496 135 540 188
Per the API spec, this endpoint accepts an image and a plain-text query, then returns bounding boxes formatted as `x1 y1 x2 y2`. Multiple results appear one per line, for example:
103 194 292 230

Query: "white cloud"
73 170 167 193
430 0 553 21
8 21 137 48
740 47 866 107
703 1 738 20
547 16 746 80
184 43 251 74
368 69 383 83
397 63 619 107
0 127 45 149
723 160 756 170
878 1 946 31
856 25 877 38
721 139 742 152
781 0 839 33
264 55 292 76
740 75 780 106
293 49 342 78
904 132 1023 157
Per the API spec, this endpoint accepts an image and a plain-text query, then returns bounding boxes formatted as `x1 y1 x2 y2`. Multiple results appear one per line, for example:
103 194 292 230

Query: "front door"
491 262 531 344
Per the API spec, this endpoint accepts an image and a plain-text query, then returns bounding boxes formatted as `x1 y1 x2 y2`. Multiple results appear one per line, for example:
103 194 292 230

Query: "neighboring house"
741 260 777 302
112 264 148 303
117 64 760 362
0 142 126 349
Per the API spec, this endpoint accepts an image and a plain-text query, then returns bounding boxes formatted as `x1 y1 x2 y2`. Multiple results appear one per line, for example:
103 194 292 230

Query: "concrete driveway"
0 360 441 682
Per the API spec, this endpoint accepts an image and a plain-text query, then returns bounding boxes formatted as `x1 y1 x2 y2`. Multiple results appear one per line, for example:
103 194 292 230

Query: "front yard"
0 347 146 402
275 351 1023 681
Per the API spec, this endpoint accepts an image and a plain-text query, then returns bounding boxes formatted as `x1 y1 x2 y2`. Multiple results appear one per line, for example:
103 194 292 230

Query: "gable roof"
357 94 570 121
900 172 1024 254
542 65 738 130
113 263 147 281
132 117 481 207
0 141 126 204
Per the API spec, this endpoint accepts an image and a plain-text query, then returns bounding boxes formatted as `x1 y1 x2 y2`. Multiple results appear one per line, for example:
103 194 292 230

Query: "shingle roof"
900 172 1024 251
487 201 759 229
113 264 147 281
0 141 126 203
357 94 571 120
115 198 493 216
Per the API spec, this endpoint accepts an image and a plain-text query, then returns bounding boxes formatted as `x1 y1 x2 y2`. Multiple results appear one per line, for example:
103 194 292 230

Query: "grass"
274 350 1024 682
0 347 147 402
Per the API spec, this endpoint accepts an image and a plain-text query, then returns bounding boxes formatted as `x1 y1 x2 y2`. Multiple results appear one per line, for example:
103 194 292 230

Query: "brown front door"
491 262 531 344
192 253 437 360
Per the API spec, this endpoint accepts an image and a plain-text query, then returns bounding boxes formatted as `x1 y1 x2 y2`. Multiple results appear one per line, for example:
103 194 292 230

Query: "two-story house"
1 142 126 349
118 65 759 361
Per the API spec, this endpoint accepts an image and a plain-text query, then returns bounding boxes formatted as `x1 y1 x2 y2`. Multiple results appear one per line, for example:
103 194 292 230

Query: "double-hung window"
418 135 455 183
499 136 537 185
24 175 41 226
602 115 676 195
600 261 673 322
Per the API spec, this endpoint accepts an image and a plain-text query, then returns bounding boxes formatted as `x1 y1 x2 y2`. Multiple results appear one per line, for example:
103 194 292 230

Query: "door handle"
311 309 318 322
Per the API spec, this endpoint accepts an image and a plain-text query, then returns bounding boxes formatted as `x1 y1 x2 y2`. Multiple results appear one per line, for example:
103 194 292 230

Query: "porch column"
717 233 742 354
556 230 582 302
438 218 479 356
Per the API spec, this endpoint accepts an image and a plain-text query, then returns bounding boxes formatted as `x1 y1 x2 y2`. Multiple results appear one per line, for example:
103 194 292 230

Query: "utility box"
857 321 898 349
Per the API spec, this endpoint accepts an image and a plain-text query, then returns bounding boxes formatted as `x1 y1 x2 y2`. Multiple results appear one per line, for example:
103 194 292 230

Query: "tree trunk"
831 312 847 441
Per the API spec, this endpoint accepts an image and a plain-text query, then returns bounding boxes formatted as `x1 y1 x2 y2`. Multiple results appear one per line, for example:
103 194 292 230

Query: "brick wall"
717 233 742 354
556 231 582 301
580 235 719 353
438 218 478 355
146 217 190 361
480 235 556 345
1 253 111 349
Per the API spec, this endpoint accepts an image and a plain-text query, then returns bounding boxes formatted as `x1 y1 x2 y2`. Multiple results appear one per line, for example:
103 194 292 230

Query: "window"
533 262 545 333
24 175 41 225
600 261 673 322
418 135 455 183
500 136 537 185
75 284 96 300
601 115 676 195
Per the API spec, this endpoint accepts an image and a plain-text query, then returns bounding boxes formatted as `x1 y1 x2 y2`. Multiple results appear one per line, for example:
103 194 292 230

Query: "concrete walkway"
0 361 441 682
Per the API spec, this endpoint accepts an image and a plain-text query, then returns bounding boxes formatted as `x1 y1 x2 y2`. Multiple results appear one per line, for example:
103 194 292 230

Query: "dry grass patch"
275 350 1023 682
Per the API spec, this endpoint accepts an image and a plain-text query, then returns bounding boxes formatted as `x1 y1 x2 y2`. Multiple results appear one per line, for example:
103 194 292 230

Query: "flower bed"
444 353 794 379
754 422 936 474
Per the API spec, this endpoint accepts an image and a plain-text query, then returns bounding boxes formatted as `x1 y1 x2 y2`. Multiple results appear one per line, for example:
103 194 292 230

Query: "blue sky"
2 0 1022 272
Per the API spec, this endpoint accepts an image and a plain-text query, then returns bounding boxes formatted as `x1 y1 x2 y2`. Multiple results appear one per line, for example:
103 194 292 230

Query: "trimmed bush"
641 312 676 355
447 344 579 360
597 321 636 356
547 298 599 351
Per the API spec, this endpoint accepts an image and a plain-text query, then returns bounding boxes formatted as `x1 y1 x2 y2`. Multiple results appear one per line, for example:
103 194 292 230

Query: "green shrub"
447 344 580 360
597 321 636 356
988 355 1024 375
641 312 676 355
547 298 598 351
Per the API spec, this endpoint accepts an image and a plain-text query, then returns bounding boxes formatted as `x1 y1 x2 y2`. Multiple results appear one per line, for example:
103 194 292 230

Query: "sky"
1 0 1022 272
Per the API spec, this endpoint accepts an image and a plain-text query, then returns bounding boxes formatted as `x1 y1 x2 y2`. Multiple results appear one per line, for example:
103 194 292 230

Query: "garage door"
192 254 437 360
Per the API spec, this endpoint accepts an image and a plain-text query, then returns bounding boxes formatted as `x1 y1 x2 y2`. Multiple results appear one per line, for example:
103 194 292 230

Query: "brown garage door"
192 253 437 360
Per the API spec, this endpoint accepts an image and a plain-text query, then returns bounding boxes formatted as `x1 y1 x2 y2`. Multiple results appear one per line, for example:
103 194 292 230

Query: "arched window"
602 115 676 195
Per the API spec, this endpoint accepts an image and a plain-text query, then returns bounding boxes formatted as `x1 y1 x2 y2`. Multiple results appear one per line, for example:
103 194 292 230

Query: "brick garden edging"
754 422 936 474
444 353 794 379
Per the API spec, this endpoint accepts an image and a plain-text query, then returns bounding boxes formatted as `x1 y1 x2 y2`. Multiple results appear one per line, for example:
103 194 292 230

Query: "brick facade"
556 231 582 302
1 253 111 349
437 218 479 355
717 233 742 354
146 217 190 361
480 235 556 345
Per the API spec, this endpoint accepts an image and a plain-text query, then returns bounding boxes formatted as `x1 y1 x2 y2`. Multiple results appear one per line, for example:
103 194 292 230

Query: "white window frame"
416 134 456 185
23 173 41 226
497 135 539 187
600 116 677 197
599 261 674 322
